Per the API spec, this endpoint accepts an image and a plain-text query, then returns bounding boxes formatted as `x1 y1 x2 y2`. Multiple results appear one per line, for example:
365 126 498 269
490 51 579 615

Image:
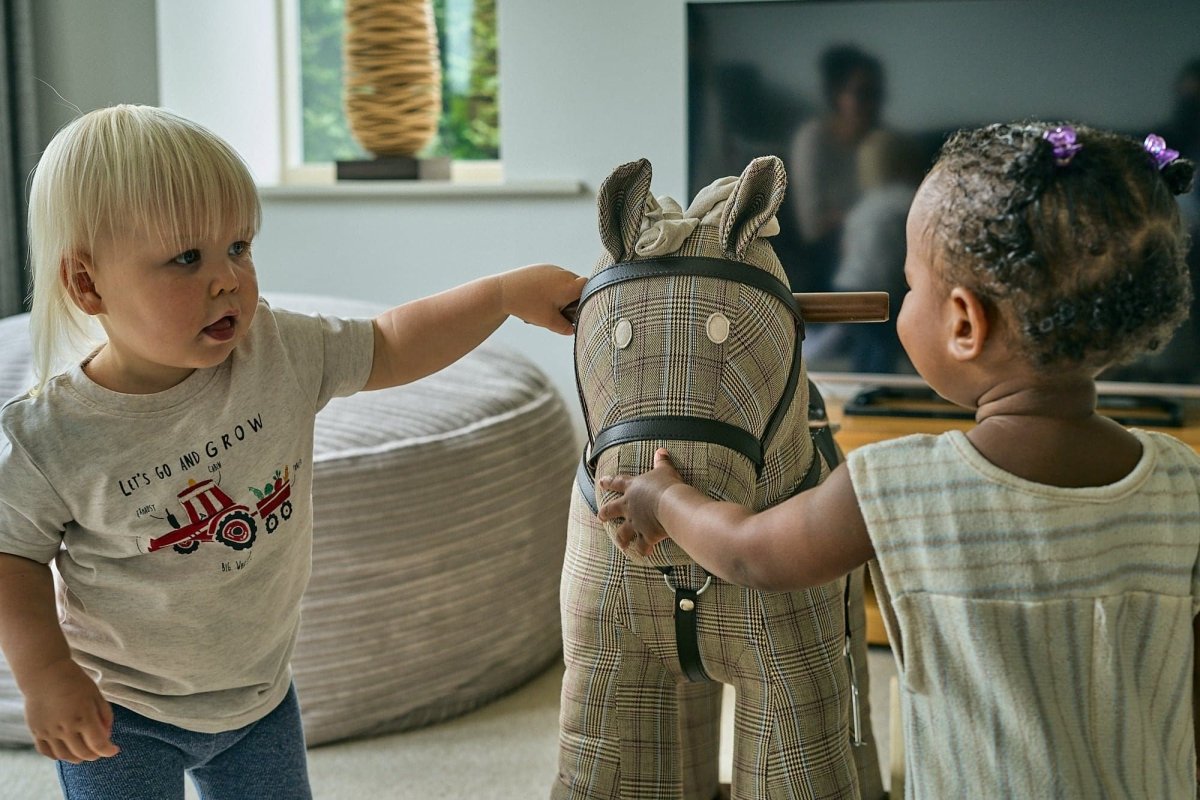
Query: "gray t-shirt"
0 300 373 732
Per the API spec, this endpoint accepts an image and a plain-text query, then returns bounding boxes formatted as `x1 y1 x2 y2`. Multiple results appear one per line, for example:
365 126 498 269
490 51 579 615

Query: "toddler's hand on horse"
498 264 587 335
598 448 683 555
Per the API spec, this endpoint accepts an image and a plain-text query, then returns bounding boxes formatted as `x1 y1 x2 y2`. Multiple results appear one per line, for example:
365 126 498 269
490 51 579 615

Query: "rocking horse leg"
613 630 687 799
556 496 703 799
725 582 863 800
555 618 684 800
553 497 629 800
845 566 886 800
676 680 723 800
563 630 722 800
614 562 724 799
725 672 771 799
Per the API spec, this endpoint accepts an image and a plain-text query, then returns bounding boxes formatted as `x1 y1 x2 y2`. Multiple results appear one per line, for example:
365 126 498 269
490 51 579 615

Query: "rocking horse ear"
596 159 653 262
719 156 788 260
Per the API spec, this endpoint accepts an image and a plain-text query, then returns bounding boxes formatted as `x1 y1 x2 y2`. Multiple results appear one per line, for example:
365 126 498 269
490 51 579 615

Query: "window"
282 0 499 180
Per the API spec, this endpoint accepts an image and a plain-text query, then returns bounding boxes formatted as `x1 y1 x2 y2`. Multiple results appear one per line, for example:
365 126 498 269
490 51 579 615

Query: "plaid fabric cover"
556 158 883 799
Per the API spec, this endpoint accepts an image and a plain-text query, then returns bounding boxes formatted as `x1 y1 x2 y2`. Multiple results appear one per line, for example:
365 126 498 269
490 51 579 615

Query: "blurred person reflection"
832 129 926 374
788 44 885 292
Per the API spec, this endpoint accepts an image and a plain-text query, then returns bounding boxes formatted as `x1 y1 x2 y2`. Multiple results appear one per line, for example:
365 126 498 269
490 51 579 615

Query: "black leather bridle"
572 255 805 484
570 255 817 682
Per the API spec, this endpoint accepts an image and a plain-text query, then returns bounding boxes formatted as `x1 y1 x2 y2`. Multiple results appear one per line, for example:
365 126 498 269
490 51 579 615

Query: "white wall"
155 0 282 185
156 0 695 418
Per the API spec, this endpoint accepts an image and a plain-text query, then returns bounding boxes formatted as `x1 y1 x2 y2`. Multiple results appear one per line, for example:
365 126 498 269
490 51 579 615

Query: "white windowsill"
259 178 586 200
261 161 586 200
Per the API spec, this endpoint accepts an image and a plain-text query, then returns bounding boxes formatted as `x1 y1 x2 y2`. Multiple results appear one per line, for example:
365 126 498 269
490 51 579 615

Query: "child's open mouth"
204 315 237 341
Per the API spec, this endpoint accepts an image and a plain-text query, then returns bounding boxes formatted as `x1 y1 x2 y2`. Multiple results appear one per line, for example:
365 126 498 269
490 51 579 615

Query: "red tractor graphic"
149 471 293 555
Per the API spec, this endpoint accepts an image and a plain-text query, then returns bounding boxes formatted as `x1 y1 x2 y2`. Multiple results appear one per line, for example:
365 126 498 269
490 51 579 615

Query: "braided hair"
927 121 1195 371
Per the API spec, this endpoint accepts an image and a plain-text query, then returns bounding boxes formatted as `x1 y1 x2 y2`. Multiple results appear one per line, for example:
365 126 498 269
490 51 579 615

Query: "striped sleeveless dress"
847 429 1200 799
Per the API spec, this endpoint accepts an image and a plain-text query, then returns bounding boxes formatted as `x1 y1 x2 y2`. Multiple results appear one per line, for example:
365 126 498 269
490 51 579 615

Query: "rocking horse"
553 156 886 799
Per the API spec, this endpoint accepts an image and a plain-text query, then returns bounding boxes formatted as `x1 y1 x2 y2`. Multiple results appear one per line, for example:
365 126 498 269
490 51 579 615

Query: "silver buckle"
662 571 713 596
844 637 865 747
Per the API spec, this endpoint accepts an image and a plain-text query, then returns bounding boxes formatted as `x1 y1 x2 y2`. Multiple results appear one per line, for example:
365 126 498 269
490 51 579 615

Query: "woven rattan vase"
344 0 442 157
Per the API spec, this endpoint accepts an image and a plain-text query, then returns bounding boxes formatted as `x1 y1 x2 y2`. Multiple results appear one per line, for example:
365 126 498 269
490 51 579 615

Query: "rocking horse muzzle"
571 255 806 483
570 254 830 686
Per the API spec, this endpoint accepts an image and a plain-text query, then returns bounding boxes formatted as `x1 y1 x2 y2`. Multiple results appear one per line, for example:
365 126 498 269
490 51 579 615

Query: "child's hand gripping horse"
599 445 871 591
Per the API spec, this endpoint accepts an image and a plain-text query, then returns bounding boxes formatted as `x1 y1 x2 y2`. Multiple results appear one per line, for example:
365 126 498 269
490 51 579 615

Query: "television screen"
688 0 1200 400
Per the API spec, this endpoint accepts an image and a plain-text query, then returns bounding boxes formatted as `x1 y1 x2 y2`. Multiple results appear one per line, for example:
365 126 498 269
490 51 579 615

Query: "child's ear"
61 254 103 315
947 286 988 361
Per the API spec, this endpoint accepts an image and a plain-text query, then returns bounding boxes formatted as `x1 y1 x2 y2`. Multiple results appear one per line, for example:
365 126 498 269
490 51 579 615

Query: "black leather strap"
577 381 841 515
577 455 598 514
674 587 708 682
792 445 825 495
806 382 861 745
758 329 803 458
662 567 710 682
571 255 807 479
843 571 864 746
590 416 763 471
806 380 842 471
578 256 802 332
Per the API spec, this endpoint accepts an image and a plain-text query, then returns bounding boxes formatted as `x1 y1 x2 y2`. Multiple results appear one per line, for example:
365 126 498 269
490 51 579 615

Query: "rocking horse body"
554 157 883 800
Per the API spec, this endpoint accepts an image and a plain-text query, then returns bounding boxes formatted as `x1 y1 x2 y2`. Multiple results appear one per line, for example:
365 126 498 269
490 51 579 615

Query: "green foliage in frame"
298 0 499 164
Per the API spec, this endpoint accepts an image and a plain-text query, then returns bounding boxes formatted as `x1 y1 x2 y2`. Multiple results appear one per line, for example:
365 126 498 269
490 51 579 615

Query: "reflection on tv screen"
688 0 1200 395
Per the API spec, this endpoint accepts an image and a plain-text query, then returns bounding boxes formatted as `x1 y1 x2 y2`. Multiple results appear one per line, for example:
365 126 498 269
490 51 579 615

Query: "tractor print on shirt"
149 467 293 554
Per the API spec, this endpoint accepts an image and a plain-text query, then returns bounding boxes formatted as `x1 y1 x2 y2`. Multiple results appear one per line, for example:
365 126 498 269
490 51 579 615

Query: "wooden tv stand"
827 391 1200 646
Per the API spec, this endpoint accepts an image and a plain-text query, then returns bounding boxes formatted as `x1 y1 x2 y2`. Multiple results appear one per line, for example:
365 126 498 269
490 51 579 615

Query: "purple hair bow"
1143 134 1179 170
1043 126 1082 166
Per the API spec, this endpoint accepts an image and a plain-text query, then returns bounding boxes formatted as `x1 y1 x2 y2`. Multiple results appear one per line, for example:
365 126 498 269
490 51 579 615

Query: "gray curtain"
1 0 37 317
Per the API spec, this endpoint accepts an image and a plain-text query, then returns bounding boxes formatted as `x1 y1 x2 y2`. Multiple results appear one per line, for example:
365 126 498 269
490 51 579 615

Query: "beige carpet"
0 650 896 799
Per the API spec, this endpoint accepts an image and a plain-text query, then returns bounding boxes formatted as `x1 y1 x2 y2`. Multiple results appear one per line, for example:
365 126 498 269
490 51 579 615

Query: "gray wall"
31 0 159 143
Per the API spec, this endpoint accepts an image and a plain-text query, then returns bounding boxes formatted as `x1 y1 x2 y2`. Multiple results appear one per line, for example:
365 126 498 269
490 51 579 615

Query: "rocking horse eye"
705 312 730 344
613 318 633 349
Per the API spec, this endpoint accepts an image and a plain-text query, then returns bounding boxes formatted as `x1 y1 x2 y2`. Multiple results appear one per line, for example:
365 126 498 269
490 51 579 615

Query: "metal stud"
679 598 695 612
705 312 730 344
613 318 633 349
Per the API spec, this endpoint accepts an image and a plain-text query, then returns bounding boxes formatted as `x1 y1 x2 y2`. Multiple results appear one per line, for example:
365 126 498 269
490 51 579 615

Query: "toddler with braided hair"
599 121 1200 797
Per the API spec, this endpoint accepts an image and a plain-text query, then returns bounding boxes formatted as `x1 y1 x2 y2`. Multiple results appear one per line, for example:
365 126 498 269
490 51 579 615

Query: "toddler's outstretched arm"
598 448 875 591
0 553 118 763
364 263 585 391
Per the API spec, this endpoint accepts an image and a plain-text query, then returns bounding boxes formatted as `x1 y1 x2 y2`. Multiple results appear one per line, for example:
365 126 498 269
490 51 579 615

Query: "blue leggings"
56 684 312 800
